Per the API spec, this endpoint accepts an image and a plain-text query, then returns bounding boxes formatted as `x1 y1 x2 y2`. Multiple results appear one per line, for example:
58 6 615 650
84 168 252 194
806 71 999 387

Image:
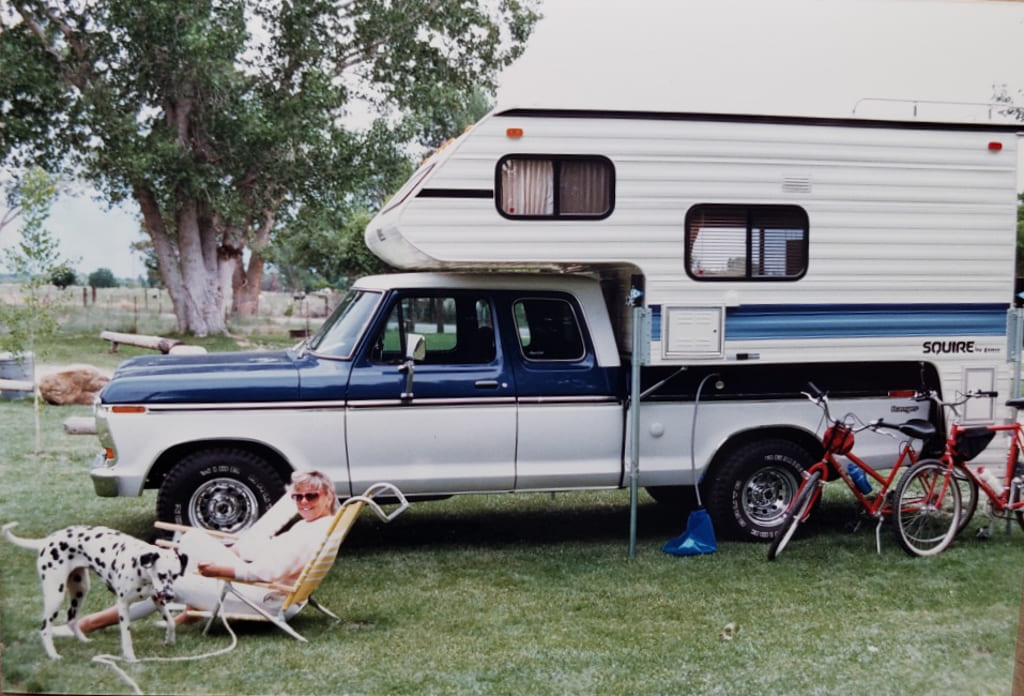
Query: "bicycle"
910 389 1024 537
768 383 960 560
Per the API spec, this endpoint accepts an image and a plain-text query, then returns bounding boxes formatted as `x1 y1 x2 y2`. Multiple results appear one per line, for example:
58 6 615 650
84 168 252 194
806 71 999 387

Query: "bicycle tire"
952 466 978 536
767 469 823 561
892 459 961 557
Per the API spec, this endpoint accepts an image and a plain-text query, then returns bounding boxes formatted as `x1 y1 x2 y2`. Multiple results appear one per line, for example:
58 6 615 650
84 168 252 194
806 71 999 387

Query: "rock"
39 365 110 405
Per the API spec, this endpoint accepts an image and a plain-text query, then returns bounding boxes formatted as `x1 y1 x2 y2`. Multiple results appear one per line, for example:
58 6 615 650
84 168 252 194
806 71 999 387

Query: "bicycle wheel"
767 469 822 561
892 459 961 557
952 466 978 535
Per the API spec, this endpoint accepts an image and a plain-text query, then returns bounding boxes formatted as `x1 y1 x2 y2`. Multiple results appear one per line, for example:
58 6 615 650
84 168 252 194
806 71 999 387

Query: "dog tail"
2 522 44 550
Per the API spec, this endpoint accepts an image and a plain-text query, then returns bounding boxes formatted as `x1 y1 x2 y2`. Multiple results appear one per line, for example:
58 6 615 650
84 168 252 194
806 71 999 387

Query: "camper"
88 106 1021 543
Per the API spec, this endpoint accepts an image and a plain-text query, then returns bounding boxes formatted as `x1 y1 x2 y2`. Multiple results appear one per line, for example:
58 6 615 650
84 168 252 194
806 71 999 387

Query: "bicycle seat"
897 419 937 440
1007 398 1024 410
877 418 936 440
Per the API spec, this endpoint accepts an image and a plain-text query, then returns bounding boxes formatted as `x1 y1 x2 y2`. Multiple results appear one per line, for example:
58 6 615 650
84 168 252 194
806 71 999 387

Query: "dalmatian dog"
2 522 188 661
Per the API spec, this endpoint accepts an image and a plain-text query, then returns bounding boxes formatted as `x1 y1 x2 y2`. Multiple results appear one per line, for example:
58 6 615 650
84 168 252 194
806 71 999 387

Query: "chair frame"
155 482 407 642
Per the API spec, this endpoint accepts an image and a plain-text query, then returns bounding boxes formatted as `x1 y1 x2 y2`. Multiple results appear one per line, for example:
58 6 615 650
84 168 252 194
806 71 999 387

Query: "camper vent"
782 177 811 194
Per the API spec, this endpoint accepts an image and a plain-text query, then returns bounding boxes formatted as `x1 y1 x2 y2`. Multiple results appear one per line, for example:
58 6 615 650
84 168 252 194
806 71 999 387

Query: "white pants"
125 530 302 621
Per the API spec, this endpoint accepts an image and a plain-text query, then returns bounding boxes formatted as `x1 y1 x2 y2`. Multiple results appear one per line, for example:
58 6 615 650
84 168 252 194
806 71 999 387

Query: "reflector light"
111 405 147 414
506 127 524 138
888 390 916 398
989 141 1003 151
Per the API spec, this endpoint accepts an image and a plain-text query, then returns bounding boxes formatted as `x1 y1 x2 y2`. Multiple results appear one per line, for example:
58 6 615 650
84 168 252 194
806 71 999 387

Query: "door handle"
474 380 500 389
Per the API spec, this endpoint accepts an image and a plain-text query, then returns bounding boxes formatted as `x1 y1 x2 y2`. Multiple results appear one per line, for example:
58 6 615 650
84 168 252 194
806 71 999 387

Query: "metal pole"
628 304 642 557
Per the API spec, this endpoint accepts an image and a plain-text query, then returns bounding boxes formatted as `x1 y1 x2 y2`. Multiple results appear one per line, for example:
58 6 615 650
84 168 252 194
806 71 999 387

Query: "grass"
1 307 1022 695
0 395 1022 696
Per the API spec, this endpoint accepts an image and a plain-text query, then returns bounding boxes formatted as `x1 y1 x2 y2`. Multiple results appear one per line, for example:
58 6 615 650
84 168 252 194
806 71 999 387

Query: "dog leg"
156 602 176 646
65 569 92 643
39 565 66 660
115 600 137 662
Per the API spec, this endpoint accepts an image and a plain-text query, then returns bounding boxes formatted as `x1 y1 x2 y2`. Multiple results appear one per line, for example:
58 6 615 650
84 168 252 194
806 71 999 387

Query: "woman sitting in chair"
65 470 340 635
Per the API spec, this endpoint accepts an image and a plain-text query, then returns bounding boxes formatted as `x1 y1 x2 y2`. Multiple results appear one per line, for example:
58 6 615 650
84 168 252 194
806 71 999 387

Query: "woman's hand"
197 561 235 579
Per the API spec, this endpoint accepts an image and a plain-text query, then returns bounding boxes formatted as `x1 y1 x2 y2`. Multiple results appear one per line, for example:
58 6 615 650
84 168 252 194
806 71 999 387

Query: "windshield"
306 289 382 358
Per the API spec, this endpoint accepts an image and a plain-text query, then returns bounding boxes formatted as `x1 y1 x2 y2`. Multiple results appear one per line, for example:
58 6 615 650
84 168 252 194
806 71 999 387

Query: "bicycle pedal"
976 525 993 540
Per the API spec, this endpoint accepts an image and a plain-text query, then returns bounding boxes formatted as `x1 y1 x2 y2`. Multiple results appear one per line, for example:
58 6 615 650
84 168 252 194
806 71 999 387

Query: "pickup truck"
90 271 929 542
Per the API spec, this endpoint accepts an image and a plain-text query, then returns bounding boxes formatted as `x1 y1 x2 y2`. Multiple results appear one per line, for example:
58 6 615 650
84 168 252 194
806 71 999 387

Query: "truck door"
345 291 516 494
506 294 624 490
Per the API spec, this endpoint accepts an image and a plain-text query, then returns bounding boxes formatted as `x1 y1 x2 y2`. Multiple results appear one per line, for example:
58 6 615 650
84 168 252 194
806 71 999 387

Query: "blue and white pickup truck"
90 271 941 542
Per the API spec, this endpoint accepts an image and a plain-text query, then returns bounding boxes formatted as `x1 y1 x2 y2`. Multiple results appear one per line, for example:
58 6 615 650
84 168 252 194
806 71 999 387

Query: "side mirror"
398 333 425 400
405 333 426 362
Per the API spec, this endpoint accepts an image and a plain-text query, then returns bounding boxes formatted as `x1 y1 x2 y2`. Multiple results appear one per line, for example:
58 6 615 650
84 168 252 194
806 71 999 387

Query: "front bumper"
89 451 145 497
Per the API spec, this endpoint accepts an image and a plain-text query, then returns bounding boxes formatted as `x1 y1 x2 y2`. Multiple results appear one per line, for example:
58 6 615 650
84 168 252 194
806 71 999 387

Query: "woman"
65 470 339 635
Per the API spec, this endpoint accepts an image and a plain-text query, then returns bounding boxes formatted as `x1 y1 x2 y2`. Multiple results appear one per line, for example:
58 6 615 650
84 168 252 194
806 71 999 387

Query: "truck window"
685 204 808 281
513 298 585 361
306 289 381 358
497 155 614 219
370 294 495 365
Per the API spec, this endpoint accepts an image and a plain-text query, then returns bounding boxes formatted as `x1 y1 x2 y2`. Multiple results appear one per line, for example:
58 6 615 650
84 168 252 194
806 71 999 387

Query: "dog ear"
139 551 159 568
178 552 189 574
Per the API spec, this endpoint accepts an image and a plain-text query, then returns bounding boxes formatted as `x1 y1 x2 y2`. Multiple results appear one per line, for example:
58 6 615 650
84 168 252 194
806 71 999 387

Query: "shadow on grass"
342 496 866 552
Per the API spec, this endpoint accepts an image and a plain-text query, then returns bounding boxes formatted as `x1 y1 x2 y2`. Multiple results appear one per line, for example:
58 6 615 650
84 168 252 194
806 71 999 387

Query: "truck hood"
100 350 303 404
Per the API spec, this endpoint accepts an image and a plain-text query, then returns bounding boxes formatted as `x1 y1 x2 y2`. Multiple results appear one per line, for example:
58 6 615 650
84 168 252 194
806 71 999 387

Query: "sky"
4 0 1024 280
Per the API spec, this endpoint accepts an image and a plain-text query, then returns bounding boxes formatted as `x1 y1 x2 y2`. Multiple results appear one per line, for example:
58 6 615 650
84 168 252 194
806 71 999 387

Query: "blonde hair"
290 470 339 512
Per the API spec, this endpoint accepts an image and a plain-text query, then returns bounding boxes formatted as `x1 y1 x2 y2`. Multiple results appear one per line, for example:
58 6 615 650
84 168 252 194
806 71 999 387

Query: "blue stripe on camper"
649 304 1008 342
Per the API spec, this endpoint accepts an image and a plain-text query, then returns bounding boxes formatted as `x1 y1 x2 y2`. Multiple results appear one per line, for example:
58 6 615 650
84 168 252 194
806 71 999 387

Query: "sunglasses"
290 492 321 502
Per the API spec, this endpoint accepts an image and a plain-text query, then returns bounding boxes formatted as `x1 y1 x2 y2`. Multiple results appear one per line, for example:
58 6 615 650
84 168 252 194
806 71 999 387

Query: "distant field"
0 283 337 355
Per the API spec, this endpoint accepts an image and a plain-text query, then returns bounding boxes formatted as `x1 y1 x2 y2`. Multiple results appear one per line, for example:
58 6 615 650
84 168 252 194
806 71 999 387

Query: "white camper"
369 108 1018 399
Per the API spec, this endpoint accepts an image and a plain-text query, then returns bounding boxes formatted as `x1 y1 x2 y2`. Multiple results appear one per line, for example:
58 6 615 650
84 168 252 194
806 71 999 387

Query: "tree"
1 0 540 336
49 264 77 289
87 267 118 288
0 167 66 452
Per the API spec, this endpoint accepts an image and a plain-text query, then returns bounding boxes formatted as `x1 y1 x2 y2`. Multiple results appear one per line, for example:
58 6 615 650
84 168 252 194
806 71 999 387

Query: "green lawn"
1 396 1022 696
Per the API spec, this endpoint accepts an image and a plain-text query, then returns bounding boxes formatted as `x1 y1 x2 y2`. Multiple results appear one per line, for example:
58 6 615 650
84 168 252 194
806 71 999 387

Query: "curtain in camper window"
685 204 808 281
559 160 611 215
500 159 554 215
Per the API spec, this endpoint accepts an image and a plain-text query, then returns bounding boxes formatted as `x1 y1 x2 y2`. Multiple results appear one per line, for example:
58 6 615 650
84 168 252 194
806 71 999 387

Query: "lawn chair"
154 482 407 642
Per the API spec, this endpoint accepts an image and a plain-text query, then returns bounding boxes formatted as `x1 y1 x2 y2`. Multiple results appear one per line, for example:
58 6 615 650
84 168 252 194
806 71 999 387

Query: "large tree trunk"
233 252 265 317
134 185 228 336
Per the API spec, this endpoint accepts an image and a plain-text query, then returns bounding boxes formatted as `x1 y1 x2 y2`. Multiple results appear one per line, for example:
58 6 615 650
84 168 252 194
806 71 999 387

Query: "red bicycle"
768 383 960 560
909 389 1024 537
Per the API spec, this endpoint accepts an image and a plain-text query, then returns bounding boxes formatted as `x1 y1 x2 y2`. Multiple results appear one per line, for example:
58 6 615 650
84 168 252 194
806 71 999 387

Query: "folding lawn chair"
154 482 408 642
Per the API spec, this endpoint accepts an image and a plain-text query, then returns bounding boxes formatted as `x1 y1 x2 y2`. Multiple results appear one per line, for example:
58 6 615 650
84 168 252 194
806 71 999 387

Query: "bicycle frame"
798 439 920 522
946 421 1024 515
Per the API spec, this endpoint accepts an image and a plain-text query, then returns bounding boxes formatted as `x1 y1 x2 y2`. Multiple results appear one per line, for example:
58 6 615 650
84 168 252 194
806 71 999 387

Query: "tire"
952 466 979 536
767 468 822 561
891 459 961 557
156 448 286 534
706 438 813 541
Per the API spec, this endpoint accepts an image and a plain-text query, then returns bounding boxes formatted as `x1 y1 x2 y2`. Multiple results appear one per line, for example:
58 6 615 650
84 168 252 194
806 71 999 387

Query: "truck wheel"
706 438 812 541
156 448 286 534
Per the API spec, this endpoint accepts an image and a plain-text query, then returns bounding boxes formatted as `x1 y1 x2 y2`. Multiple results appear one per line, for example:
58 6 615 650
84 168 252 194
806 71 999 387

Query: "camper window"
685 204 808 281
497 155 613 219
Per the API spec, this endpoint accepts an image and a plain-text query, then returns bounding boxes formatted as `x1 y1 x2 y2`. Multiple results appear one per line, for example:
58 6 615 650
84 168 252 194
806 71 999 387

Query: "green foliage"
0 0 541 334
0 168 66 358
87 267 118 288
48 264 77 289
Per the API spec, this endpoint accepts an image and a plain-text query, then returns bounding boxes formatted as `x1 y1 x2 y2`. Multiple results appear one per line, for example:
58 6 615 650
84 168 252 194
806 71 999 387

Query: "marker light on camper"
989 141 1003 151
506 127 524 138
